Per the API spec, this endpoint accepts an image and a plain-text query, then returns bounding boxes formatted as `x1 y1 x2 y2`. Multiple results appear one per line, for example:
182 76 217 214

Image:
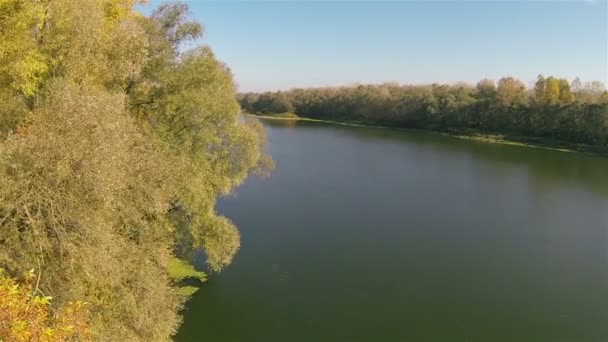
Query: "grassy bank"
245 113 608 156
244 113 393 129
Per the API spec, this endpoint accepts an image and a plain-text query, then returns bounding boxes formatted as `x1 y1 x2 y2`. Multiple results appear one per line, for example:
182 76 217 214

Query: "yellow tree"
1 1 270 341
496 77 528 109
544 77 561 106
0 269 91 341
558 79 575 105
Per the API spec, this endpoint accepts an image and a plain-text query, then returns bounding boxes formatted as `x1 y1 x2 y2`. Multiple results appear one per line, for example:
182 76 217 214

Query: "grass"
243 113 390 129
257 112 300 118
447 133 574 152
446 131 608 155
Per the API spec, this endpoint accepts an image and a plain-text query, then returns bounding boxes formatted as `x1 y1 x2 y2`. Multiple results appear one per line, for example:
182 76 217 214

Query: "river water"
177 119 608 342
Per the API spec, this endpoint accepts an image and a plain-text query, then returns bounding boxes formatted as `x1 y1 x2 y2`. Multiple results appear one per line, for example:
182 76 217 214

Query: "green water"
177 119 608 342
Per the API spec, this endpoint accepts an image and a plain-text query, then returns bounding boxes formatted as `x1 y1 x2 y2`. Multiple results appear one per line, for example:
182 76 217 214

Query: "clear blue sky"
142 0 607 92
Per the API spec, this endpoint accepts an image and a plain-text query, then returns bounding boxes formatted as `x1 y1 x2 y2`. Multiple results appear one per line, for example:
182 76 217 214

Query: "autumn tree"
0 1 269 341
0 269 91 342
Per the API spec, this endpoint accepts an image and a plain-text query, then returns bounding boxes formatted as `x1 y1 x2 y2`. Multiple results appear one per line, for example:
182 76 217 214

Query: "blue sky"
142 0 607 92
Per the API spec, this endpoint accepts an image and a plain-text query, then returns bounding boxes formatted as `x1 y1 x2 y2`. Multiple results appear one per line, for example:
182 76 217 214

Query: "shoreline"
244 113 391 129
245 113 607 156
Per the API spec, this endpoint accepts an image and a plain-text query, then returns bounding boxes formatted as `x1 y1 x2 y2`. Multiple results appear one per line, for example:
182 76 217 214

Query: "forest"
0 1 269 341
239 77 608 148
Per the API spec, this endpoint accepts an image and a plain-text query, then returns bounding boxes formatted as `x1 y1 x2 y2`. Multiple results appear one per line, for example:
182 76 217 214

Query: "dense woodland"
240 77 608 147
0 1 270 341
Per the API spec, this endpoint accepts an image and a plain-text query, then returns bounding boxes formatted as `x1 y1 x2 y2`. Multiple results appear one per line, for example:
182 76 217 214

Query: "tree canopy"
0 1 270 340
240 77 608 148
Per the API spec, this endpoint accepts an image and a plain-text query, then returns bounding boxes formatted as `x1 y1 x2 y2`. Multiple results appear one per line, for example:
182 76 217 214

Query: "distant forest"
239 76 608 147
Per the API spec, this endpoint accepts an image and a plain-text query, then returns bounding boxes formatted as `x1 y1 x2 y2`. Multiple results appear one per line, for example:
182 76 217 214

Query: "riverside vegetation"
2 1 607 341
239 77 608 152
0 1 271 341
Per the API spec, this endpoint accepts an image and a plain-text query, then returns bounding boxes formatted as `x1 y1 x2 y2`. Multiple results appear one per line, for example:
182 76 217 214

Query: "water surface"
177 119 608 342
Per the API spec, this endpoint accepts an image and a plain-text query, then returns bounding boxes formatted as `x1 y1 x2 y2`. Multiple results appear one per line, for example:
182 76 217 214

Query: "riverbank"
245 113 608 156
245 113 392 129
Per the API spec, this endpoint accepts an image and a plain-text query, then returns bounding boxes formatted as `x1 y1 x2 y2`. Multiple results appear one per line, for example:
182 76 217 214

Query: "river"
176 118 608 342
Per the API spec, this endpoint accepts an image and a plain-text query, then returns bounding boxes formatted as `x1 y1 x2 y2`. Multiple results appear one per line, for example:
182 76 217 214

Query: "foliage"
0 269 91 342
240 76 608 147
0 1 270 341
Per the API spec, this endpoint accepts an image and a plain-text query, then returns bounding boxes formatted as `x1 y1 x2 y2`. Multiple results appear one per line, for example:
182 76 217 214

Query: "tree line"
0 1 270 341
239 76 608 147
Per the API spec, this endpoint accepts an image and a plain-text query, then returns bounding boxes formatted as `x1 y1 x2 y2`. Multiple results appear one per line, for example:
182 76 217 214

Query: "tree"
534 75 546 105
574 80 607 104
0 1 270 340
268 92 294 113
558 79 575 105
496 77 528 109
476 79 496 100
545 77 562 105
0 269 91 341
